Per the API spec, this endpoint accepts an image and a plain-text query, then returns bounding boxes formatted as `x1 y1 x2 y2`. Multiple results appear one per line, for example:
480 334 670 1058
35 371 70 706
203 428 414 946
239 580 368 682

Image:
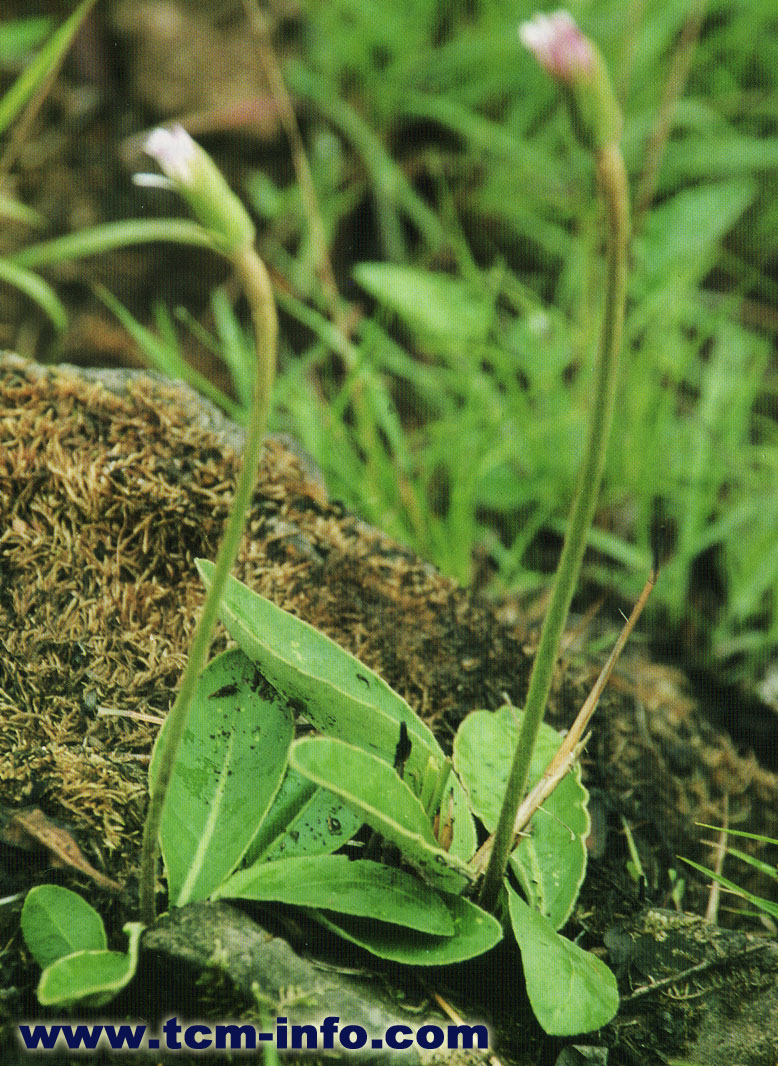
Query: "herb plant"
20 5 639 1044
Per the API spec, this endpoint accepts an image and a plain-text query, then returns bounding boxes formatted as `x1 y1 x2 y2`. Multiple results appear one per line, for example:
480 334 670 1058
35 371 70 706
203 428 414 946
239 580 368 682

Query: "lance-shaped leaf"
151 648 293 906
506 885 618 1036
290 736 472 893
314 893 502 965
196 560 476 863
214 854 454 935
247 767 362 864
353 262 492 345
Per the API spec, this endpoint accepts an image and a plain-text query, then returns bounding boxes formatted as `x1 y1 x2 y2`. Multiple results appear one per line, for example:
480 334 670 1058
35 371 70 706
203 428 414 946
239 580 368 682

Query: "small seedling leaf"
314 892 502 965
36 923 143 1009
21 886 106 970
290 736 473 893
151 648 293 906
196 561 476 863
215 854 454 935
506 886 618 1036
454 705 589 928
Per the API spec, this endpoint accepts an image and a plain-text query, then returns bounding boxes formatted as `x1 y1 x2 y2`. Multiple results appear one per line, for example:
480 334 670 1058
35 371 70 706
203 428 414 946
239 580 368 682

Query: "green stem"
479 143 630 913
138 243 277 926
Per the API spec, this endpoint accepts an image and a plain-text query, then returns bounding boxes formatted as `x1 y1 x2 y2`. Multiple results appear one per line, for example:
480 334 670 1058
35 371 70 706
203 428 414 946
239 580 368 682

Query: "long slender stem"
242 0 341 320
479 144 630 913
138 243 277 926
470 567 655 877
633 0 708 229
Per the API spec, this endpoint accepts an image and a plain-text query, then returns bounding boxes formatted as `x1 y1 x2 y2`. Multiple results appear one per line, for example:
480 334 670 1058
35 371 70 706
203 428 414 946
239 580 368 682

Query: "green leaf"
196 560 477 864
0 257 67 332
21 886 106 970
215 855 455 936
353 263 492 344
37 923 143 1009
284 59 445 254
724 846 778 882
0 0 98 137
634 180 756 293
196 561 428 763
0 17 53 65
506 886 618 1036
210 286 255 411
151 648 293 906
314 893 502 965
94 285 241 421
11 219 212 270
678 857 778 919
248 767 362 864
290 736 473 893
0 193 45 227
454 705 589 928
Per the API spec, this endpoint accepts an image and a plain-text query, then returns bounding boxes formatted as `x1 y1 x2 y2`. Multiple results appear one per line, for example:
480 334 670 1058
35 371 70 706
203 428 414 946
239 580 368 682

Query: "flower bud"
519 10 622 151
140 125 255 254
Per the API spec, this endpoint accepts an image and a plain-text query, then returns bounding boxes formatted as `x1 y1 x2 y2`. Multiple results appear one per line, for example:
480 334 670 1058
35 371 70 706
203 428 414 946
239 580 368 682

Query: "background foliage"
266 0 778 691
3 0 777 692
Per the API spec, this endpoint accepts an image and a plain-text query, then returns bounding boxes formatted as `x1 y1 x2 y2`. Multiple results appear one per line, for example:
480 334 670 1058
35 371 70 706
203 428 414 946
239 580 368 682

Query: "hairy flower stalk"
136 126 277 925
479 14 630 912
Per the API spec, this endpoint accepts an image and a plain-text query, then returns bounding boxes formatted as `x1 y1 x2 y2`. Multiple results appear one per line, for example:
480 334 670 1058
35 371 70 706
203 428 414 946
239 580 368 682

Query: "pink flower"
518 10 594 84
142 124 199 186
133 124 255 253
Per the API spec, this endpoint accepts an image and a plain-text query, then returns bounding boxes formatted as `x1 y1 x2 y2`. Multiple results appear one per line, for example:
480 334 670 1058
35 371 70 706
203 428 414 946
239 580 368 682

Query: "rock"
605 907 778 1066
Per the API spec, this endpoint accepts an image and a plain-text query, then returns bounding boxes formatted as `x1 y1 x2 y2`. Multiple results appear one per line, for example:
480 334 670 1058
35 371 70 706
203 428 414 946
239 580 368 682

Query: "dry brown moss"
0 354 529 885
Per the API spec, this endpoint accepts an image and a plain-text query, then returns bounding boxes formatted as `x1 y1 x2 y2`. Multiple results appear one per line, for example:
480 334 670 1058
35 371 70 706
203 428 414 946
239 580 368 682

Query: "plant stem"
138 243 277 926
632 0 708 229
478 143 630 913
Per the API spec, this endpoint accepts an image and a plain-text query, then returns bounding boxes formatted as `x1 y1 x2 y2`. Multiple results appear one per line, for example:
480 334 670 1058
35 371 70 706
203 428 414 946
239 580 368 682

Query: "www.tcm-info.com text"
18 1015 491 1054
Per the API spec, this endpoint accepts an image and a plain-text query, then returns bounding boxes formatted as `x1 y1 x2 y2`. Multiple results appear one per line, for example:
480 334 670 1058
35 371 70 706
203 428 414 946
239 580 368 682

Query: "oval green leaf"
290 737 473 893
314 893 502 965
506 886 618 1036
196 560 476 864
215 854 454 936
353 263 492 345
21 886 106 970
151 648 293 906
37 922 143 1009
454 705 589 928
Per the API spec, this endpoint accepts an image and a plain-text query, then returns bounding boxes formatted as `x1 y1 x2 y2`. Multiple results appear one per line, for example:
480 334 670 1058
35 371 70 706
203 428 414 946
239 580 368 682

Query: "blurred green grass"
261 0 778 687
